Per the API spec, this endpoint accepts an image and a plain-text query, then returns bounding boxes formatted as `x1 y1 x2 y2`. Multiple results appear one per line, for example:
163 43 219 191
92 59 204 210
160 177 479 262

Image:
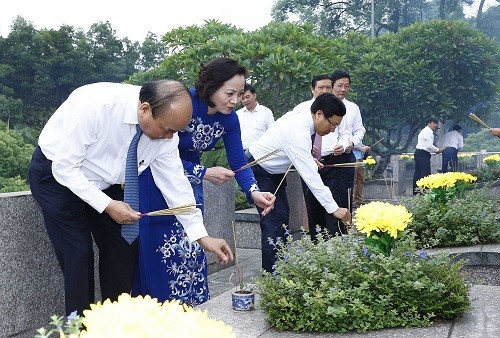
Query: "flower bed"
256 203 470 333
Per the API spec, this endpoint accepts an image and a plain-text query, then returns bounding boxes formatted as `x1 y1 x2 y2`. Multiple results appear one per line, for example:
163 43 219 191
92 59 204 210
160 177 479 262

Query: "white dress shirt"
321 98 365 156
439 130 463 150
236 103 274 150
38 82 208 242
416 126 439 153
248 111 340 214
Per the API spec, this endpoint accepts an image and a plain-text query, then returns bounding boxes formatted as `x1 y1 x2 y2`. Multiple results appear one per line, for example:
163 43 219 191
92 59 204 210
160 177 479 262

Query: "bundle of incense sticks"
469 113 490 128
140 203 200 217
233 149 280 173
323 162 364 168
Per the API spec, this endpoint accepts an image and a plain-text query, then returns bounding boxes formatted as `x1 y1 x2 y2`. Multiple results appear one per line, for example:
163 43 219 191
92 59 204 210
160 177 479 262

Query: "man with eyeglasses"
247 93 351 272
301 70 366 240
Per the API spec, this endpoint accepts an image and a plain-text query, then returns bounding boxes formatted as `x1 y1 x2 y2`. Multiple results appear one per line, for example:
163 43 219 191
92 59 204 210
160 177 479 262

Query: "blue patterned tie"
121 124 142 244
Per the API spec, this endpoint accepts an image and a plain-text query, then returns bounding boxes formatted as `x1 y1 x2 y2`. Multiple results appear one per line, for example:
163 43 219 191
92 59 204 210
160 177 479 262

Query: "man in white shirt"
440 124 463 173
413 117 442 194
248 93 351 272
28 80 233 316
236 84 275 151
300 71 365 240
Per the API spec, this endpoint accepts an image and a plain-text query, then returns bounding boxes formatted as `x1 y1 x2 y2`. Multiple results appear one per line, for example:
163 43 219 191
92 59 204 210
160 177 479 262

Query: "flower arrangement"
400 154 414 161
416 172 477 203
353 201 412 256
36 294 235 338
363 155 376 168
483 153 500 167
363 155 377 180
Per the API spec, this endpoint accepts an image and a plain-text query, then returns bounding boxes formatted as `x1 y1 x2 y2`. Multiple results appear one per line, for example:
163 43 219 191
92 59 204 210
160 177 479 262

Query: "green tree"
131 19 498 174
476 4 500 40
463 130 500 152
0 125 34 181
271 0 434 36
129 20 348 116
350 20 499 172
0 17 142 130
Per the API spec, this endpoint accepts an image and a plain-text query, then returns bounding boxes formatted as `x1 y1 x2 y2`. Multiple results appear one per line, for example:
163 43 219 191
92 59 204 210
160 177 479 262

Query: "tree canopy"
130 19 499 169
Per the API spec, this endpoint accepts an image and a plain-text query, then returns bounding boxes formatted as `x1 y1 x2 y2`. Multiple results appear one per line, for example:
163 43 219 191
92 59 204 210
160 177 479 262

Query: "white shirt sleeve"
150 144 209 242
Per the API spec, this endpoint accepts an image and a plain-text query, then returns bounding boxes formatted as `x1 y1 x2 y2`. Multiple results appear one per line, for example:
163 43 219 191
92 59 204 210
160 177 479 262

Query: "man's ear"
138 102 151 117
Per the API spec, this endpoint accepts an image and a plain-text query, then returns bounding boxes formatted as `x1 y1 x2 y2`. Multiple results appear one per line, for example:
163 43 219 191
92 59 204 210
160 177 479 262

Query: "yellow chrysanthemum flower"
363 156 376 166
483 154 500 164
354 201 413 238
416 172 477 189
458 153 475 158
78 294 235 338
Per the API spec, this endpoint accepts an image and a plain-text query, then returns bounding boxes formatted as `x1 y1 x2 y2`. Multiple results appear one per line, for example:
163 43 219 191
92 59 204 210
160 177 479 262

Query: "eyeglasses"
334 83 350 90
324 115 339 127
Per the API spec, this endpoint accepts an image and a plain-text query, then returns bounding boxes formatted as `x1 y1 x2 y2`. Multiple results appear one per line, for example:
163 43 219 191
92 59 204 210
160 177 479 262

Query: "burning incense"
323 162 364 168
233 149 280 173
273 163 293 196
469 113 490 129
370 138 384 147
139 203 200 217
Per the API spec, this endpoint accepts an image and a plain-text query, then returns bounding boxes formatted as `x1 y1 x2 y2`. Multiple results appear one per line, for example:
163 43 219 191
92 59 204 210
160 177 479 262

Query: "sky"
0 0 275 42
0 0 496 42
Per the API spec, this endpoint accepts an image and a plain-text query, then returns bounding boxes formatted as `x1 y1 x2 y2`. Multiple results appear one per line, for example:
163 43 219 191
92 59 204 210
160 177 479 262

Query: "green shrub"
400 188 500 248
235 190 252 210
255 233 470 333
469 166 500 183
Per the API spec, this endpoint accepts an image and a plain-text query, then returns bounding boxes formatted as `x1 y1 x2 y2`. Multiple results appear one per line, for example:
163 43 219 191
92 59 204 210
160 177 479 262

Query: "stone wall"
0 181 235 338
0 192 66 338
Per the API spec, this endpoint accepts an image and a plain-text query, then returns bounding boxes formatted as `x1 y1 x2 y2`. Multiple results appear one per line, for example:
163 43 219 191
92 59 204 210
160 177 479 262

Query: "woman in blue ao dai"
132 58 274 306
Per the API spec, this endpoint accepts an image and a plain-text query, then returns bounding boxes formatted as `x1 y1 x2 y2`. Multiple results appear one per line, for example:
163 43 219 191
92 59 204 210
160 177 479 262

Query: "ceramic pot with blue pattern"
231 291 255 311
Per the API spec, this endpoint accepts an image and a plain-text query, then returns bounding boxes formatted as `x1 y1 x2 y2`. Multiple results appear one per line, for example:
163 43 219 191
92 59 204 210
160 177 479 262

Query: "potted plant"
230 221 255 311
231 264 255 311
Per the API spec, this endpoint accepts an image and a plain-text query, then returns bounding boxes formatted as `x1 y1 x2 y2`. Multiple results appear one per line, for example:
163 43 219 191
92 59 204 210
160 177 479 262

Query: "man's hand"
311 145 320 158
198 236 234 264
332 207 351 224
345 142 354 153
204 167 235 185
489 128 500 137
359 145 370 153
251 191 276 216
332 144 345 156
104 200 141 224
314 158 324 170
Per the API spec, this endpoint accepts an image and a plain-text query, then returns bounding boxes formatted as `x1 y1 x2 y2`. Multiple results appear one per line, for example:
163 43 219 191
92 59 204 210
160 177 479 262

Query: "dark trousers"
251 163 289 273
28 146 138 315
441 147 458 173
413 149 431 195
303 152 355 241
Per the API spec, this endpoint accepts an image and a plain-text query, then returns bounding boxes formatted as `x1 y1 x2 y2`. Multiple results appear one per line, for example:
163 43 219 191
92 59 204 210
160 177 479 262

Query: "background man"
301 71 365 239
413 117 442 194
236 84 275 151
439 124 463 173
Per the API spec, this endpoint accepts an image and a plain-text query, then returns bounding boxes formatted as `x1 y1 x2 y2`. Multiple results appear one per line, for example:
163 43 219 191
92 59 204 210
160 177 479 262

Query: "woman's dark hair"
194 57 248 108
139 80 189 118
311 93 346 117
